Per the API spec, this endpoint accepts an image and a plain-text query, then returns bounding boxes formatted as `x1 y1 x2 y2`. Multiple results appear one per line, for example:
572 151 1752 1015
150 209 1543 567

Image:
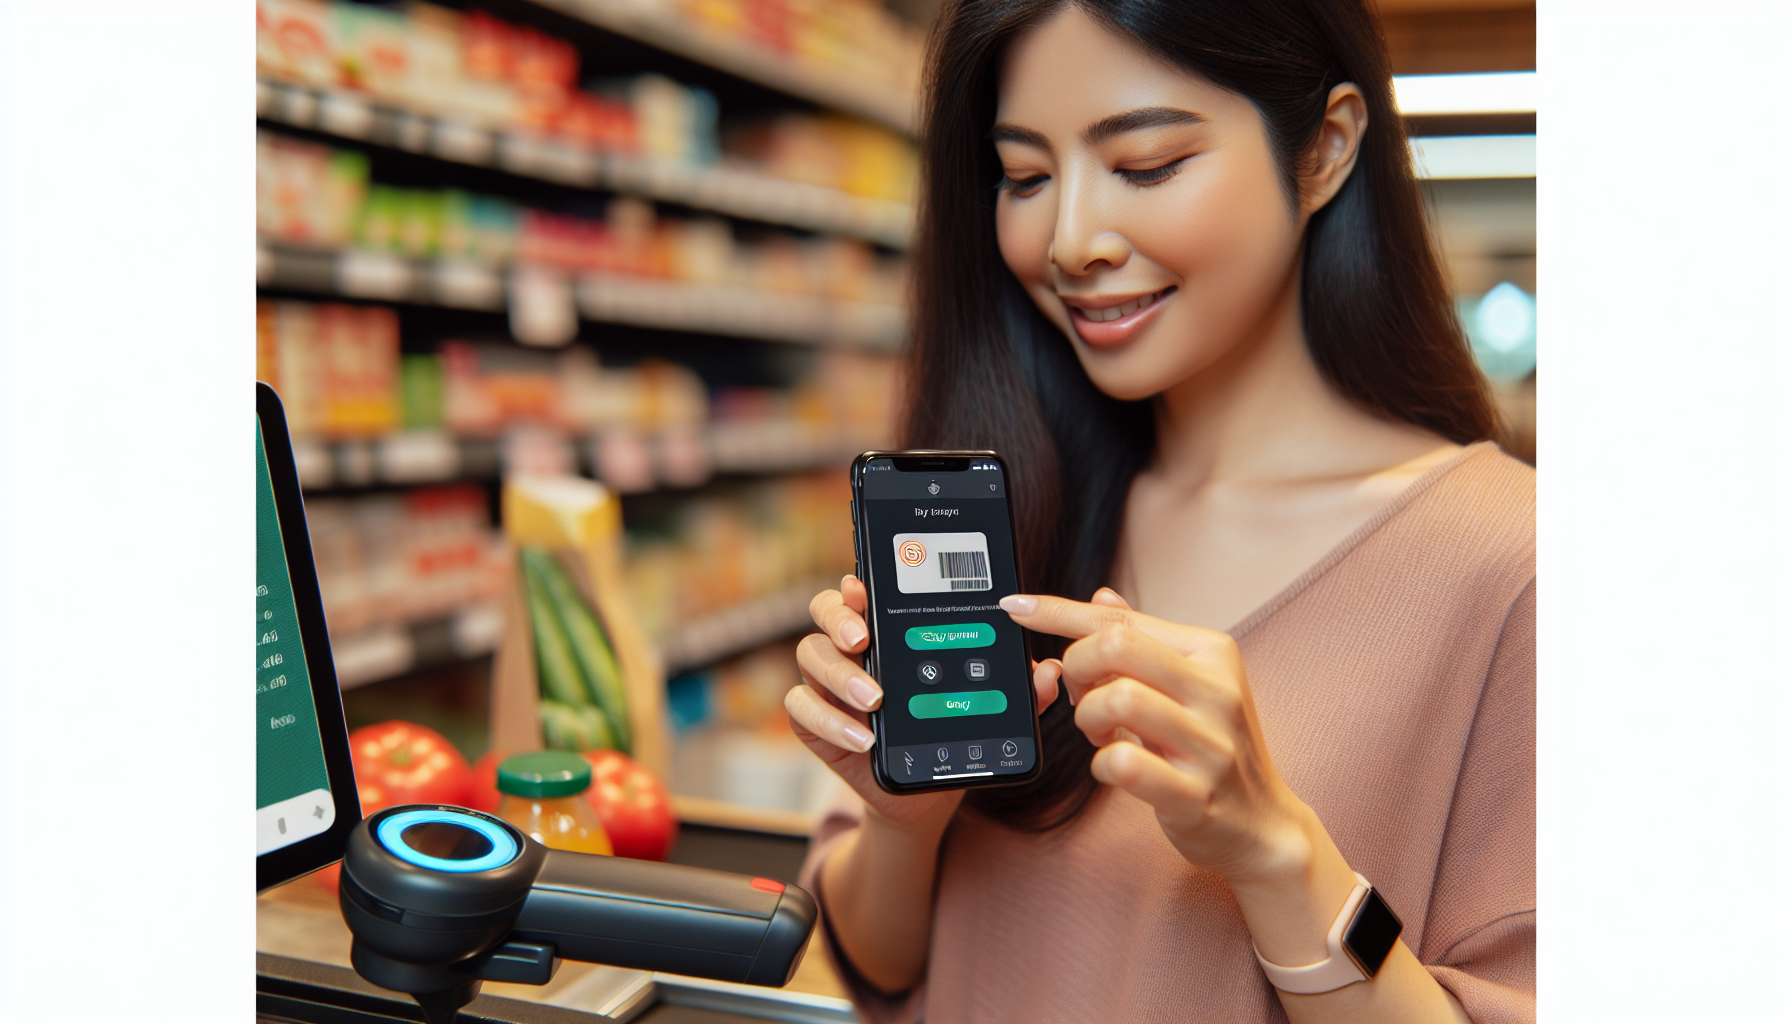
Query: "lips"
1063 287 1176 348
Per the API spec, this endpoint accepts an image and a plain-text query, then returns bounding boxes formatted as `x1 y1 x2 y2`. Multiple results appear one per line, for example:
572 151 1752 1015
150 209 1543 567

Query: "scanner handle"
511 849 817 987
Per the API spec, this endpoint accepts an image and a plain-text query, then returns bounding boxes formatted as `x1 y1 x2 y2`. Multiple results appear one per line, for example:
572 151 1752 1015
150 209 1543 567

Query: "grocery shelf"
332 601 503 690
670 794 817 837
332 580 830 690
527 0 918 135
292 427 873 493
257 78 912 249
659 577 831 676
257 241 906 351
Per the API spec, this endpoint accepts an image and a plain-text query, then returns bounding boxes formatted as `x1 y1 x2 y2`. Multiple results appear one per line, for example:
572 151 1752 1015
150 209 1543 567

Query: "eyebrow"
991 122 1050 148
991 106 1205 151
1082 106 1205 144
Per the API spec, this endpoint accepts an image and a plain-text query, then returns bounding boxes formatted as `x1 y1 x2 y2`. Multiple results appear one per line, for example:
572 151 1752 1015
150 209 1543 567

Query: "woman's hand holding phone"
787 575 1060 830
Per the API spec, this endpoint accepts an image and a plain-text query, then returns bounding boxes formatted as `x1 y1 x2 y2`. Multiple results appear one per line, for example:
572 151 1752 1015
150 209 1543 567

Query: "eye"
1117 157 1188 186
998 174 1049 198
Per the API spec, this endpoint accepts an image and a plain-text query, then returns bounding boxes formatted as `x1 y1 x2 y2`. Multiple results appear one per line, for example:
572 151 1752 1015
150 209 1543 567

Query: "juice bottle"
495 751 613 855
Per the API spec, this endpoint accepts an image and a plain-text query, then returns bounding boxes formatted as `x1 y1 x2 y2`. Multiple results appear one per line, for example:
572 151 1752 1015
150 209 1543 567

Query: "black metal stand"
256 953 604 1024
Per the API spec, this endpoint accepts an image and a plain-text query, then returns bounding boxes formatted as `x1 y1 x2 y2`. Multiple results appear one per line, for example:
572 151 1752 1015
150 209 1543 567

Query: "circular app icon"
898 539 928 566
917 660 942 684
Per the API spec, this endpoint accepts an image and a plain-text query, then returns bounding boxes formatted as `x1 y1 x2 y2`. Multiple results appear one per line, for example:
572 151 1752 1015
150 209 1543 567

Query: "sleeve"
797 784 928 1024
1419 578 1536 1023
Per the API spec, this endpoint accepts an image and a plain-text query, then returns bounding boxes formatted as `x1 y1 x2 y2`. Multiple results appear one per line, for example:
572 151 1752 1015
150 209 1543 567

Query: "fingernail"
1000 594 1037 615
841 621 867 647
843 723 874 752
847 676 883 710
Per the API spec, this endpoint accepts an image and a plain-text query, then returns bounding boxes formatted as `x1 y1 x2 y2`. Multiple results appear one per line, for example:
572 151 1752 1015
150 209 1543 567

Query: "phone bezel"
851 450 1044 795
258 382 364 892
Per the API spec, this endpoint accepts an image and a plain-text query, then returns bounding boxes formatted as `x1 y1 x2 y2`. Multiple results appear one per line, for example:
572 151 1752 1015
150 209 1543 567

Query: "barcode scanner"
340 805 818 1024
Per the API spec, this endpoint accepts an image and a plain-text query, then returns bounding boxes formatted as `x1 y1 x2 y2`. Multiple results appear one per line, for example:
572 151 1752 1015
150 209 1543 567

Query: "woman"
785 2 1533 1021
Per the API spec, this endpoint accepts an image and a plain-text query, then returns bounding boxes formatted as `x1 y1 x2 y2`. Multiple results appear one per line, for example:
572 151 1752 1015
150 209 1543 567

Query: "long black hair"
902 0 1499 831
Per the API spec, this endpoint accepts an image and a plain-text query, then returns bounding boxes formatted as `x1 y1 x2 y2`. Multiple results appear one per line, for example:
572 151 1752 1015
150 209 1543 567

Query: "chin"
1053 321 1208 403
1067 344 1186 403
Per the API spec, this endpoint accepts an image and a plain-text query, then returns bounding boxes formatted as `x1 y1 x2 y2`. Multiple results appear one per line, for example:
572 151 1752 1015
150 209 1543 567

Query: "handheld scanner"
341 806 816 990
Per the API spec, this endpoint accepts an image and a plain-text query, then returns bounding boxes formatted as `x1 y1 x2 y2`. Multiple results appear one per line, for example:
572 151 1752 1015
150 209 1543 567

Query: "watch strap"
1252 873 1374 995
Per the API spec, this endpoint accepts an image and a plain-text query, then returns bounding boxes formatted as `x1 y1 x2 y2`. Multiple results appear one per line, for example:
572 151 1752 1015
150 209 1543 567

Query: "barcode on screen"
939 550 989 589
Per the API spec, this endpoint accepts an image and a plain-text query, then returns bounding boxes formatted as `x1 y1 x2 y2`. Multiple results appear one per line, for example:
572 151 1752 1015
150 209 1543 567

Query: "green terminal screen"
256 421 336 855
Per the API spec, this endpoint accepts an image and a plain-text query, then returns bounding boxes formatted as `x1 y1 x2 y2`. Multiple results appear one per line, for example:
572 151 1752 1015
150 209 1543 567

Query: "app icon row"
916 657 990 684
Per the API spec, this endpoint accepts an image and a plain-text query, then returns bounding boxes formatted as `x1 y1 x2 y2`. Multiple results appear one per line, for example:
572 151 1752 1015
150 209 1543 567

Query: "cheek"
1135 158 1295 292
995 198 1053 287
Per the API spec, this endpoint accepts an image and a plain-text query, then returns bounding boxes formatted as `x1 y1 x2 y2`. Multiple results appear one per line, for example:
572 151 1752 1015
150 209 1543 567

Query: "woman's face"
993 7 1316 401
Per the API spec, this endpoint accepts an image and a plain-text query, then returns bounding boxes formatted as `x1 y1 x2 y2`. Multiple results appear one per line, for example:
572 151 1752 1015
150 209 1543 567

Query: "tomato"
348 721 474 811
309 723 474 897
466 751 503 813
313 861 342 896
579 749 678 861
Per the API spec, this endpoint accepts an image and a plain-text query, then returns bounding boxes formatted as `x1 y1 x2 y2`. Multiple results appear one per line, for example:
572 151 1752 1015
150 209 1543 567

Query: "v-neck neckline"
1222 441 1498 641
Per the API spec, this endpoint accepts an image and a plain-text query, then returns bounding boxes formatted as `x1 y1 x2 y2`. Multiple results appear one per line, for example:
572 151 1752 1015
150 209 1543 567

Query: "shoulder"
1381 442 1534 598
1404 442 1533 547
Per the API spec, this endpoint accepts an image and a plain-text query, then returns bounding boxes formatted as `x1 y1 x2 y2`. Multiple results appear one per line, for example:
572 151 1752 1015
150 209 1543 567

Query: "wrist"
1224 802 1362 968
861 792 962 847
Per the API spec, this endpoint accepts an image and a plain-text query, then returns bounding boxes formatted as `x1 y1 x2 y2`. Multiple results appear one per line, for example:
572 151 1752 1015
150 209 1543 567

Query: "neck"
1150 265 1383 488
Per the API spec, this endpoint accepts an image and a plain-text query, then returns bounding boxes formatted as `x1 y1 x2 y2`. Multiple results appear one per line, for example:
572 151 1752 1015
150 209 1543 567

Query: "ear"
1301 82 1368 215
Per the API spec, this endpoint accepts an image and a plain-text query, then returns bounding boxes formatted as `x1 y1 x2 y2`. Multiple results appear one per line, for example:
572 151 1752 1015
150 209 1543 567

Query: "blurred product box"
256 299 898 489
256 133 909 306
678 0 925 95
306 484 506 637
666 639 838 814
256 0 919 197
257 300 399 438
623 472 854 643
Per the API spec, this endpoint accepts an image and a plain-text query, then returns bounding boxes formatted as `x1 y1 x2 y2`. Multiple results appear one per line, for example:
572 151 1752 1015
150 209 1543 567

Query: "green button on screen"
909 690 1008 719
904 623 996 650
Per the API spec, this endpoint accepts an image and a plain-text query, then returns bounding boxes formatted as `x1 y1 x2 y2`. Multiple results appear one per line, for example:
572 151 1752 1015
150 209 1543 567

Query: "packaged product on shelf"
400 354 446 429
256 133 910 314
665 639 838 814
616 74 719 165
622 472 855 643
256 131 368 247
305 484 505 637
259 1 731 165
679 0 924 95
257 0 337 89
724 113 917 203
259 300 399 438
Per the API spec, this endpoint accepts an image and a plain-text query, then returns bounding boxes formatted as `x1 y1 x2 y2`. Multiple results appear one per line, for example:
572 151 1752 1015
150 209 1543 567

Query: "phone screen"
856 455 1038 789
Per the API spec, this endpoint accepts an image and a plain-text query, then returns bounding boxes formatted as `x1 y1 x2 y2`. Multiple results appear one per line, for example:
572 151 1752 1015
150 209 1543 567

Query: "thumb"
1091 587 1131 610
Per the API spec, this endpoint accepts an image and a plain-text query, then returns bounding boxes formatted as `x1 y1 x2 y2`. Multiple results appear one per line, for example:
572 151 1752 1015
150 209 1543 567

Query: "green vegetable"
535 551 632 752
539 700 584 751
522 548 589 712
540 698 618 752
573 703 617 751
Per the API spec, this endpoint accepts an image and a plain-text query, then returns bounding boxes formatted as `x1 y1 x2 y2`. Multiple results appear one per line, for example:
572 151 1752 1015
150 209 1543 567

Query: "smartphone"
850 451 1043 794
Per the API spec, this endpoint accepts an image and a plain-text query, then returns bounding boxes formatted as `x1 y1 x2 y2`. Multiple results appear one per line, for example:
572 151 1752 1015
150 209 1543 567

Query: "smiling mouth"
1066 287 1176 323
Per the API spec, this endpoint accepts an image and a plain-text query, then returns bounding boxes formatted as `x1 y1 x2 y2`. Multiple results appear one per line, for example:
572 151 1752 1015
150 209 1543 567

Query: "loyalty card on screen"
892 532 992 593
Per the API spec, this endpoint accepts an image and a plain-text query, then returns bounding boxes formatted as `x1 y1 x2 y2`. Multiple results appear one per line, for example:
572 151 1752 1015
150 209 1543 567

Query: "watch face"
1343 887 1404 978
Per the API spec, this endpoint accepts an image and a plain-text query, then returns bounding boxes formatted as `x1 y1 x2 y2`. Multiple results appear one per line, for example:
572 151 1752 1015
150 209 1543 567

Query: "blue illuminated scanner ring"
376 809 520 873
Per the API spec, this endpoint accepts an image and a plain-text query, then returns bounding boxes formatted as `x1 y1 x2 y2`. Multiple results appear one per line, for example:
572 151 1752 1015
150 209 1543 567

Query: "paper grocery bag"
488 475 669 778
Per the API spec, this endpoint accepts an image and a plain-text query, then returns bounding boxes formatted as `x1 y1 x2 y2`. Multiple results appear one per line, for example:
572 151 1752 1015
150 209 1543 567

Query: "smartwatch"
1253 873 1404 995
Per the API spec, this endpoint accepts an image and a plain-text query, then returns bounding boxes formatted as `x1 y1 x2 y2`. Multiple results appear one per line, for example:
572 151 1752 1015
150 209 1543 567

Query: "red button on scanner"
750 877 786 894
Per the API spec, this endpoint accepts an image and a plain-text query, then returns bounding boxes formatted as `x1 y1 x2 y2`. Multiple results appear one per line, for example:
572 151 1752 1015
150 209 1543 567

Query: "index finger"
810 586 869 653
998 593 1230 657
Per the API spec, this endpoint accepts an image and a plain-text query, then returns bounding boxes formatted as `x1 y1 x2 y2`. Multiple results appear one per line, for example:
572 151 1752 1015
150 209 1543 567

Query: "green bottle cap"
497 751 591 798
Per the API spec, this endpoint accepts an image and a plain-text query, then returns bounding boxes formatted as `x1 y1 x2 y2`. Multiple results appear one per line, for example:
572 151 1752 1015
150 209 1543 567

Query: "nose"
1048 162 1130 277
